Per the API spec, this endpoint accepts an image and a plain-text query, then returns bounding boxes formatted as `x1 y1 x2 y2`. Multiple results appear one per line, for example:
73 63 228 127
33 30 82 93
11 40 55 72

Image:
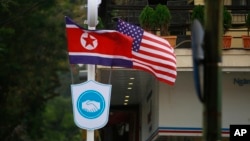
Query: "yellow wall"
194 0 204 5
195 0 232 5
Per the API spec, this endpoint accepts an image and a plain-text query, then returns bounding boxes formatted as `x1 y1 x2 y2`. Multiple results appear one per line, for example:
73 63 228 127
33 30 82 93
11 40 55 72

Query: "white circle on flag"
80 32 98 50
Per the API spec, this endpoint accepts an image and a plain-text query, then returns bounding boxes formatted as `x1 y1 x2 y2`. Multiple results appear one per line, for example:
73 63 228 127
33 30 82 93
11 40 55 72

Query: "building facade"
79 0 250 141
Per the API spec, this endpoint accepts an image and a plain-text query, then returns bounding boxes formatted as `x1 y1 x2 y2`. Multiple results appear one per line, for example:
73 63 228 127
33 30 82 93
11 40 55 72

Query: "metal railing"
102 3 250 48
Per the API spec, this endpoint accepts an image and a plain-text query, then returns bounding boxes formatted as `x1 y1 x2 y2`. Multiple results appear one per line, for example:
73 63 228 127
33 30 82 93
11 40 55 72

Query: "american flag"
117 19 177 85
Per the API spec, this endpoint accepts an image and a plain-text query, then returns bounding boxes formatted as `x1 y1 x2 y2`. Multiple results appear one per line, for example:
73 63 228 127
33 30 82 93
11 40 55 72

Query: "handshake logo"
82 100 101 113
77 90 105 119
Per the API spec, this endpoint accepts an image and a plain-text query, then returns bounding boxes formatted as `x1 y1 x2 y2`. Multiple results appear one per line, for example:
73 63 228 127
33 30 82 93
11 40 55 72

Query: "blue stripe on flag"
69 55 133 68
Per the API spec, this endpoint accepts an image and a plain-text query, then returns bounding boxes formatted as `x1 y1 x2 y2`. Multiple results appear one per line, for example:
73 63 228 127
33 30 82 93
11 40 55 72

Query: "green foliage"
191 5 205 26
139 5 156 31
246 12 250 27
246 12 250 34
97 17 105 29
155 4 171 36
42 97 81 141
0 0 18 12
139 4 171 35
223 8 232 33
0 27 15 58
191 5 232 34
0 0 84 141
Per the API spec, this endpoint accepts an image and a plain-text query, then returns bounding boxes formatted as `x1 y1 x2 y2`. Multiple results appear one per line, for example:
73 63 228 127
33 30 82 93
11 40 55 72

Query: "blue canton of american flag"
117 21 143 52
117 19 177 86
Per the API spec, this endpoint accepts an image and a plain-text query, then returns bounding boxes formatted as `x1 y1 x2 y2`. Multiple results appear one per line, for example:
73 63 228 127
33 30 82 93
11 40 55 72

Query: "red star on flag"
83 33 96 47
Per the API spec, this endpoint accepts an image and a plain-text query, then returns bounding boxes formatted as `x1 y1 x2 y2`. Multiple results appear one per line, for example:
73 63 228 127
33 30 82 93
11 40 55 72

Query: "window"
148 0 167 5
232 0 248 6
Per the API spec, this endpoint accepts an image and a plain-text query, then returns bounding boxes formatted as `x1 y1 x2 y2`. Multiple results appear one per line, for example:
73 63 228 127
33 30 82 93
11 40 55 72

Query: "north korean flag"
65 16 133 68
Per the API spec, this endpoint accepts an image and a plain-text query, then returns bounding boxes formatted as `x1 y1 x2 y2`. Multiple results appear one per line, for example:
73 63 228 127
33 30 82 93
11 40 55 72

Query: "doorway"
100 105 139 141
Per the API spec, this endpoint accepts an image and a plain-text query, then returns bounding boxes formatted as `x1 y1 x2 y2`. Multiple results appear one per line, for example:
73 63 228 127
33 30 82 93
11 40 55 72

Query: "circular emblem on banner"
77 90 105 119
80 32 98 50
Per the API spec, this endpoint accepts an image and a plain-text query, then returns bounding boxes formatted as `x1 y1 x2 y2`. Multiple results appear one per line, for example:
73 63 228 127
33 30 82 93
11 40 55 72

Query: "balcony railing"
103 4 250 48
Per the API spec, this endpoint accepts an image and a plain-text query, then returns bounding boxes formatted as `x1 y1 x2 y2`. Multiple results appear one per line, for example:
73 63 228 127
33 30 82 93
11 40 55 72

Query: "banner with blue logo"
71 80 112 130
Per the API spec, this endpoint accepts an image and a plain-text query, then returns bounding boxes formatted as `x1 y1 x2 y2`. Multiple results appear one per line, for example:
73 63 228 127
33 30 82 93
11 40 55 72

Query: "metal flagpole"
86 0 101 141
203 0 223 141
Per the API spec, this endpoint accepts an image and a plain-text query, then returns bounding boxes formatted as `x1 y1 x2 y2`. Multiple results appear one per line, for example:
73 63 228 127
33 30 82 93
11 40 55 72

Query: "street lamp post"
86 1 101 141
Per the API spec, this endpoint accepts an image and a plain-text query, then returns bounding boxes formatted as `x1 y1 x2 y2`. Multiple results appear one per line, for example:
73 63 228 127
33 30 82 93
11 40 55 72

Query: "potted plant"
155 4 171 36
191 5 205 27
242 12 250 49
155 4 176 47
191 6 232 49
139 5 156 33
222 7 232 49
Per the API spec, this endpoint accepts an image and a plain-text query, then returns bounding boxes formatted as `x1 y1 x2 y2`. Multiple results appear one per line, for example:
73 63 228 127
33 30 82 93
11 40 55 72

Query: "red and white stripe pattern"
117 19 177 85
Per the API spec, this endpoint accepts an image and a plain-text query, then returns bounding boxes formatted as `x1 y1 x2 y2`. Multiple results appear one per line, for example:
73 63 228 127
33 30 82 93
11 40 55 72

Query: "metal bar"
86 0 99 140
106 5 250 11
